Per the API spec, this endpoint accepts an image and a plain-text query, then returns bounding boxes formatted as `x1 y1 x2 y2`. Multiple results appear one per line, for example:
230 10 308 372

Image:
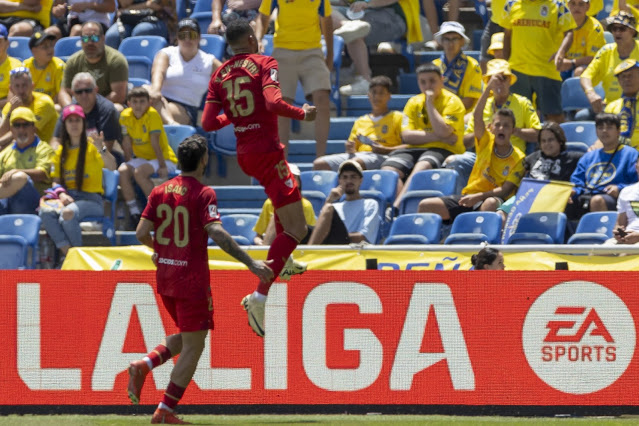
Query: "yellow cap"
614 59 639 76
483 59 517 85
9 107 35 125
487 32 504 56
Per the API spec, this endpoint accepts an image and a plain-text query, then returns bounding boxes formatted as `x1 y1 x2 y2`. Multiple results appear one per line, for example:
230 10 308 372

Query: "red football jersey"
141 175 220 299
206 53 285 154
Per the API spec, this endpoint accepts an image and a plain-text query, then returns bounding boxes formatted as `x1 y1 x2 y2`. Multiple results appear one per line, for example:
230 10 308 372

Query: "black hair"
369 75 393 92
59 115 88 191
127 86 149 102
415 63 442 77
225 20 253 45
471 248 501 270
595 112 621 129
494 108 516 128
538 121 567 152
178 134 208 172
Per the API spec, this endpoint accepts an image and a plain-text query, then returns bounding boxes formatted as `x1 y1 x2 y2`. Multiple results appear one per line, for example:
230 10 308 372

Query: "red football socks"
257 231 298 295
161 381 186 410
148 344 172 369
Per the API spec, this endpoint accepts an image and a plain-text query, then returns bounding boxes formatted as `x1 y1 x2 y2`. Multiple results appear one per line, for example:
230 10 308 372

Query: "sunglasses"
177 31 198 40
73 87 94 95
609 25 629 32
81 34 100 43
11 122 32 128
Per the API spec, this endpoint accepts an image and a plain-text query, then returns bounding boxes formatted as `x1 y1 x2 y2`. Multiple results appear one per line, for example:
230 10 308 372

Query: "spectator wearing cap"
0 106 54 215
0 67 58 148
603 59 639 149
0 23 25 108
432 21 483 112
308 160 380 245
487 32 504 60
104 0 177 49
582 12 639 116
146 18 221 126
0 0 53 37
49 0 115 38
51 72 123 164
499 0 576 122
39 104 116 264
562 0 605 78
446 59 541 194
60 21 129 111
23 31 65 111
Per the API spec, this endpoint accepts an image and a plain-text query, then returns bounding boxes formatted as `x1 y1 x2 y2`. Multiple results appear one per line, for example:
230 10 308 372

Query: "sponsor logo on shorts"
522 281 635 394
158 257 188 267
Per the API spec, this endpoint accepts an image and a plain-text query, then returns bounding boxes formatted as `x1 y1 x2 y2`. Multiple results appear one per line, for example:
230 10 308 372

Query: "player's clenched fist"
302 104 317 121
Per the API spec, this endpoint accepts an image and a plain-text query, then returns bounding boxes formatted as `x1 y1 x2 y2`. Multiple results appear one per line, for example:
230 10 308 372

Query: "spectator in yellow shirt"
0 23 25 108
24 31 65 111
604 59 639 149
562 0 605 77
487 32 505 60
0 0 52 37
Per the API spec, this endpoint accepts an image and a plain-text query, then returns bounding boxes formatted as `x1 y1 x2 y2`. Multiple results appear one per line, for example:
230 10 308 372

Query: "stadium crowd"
0 0 637 270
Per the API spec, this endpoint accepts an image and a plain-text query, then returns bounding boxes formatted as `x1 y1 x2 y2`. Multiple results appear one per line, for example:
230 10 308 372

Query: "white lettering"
17 283 82 390
303 282 383 391
158 257 188 267
265 283 287 389
390 283 474 390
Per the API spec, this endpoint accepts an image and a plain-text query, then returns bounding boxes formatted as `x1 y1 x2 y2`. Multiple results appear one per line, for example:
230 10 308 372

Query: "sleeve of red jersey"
202 70 231 131
201 186 221 227
262 56 306 121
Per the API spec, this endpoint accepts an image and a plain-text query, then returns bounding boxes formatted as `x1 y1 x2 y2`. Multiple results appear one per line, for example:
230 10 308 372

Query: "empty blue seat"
128 77 150 90
212 185 268 216
300 170 338 197
346 95 412 117
54 36 82 62
209 214 258 246
328 117 356 140
199 34 225 60
398 169 459 215
508 212 567 244
82 169 119 245
8 37 31 61
398 72 419 94
567 211 618 244
209 123 236 156
0 235 28 269
165 124 197 155
444 211 503 244
0 214 41 268
565 141 589 153
119 36 168 80
560 121 598 146
560 77 604 116
384 213 442 245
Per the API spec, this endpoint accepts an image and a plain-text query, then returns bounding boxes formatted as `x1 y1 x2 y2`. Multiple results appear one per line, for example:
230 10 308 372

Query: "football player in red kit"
201 20 316 337
130 135 273 424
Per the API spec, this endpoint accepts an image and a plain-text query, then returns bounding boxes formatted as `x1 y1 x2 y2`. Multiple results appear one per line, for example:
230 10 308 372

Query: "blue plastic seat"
560 77 605 116
165 124 197 155
565 141 589 153
119 36 168 80
560 121 598 146
209 123 236 156
328 117 356 140
360 170 399 237
128 77 150 90
53 36 82 62
0 214 41 268
567 211 618 244
444 212 503 244
398 72 419 94
199 34 225 60
212 185 268 216
346 94 412 117
82 169 119 245
508 212 567 244
209 214 258 246
300 170 338 196
384 213 442 245
8 37 31 61
398 169 459 215
189 0 214 32
0 235 29 269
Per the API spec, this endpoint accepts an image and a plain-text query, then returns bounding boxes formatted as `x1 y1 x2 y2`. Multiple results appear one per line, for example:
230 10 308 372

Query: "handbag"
118 8 157 26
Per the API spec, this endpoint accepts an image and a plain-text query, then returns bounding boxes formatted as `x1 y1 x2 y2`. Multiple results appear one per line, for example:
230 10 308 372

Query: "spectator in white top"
146 18 222 126
607 161 639 245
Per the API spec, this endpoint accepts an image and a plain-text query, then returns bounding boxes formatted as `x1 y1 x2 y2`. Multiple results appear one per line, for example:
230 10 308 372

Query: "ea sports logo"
522 281 635 394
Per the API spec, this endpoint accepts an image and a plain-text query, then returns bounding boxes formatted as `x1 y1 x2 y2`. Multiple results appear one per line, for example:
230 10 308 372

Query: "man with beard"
59 21 128 110
308 160 381 245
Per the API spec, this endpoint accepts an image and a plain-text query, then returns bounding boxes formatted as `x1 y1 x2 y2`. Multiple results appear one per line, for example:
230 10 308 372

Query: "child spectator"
118 87 177 227
563 0 605 77
24 31 65 110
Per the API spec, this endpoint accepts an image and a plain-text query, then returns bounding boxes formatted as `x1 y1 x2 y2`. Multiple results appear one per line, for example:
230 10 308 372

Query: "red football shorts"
161 291 214 332
238 150 301 209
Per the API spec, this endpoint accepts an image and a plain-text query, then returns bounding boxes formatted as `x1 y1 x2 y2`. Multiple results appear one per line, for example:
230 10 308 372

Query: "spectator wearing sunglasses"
0 23 25 109
60 21 129 111
0 67 58 149
146 18 221 126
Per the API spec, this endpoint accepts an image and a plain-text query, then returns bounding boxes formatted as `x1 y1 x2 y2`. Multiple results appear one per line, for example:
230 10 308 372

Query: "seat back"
361 170 399 204
164 124 197 155
199 34 225 59
328 117 356 140
119 35 167 61
384 213 442 245
0 235 28 269
211 185 268 215
560 121 598 146
300 170 338 197
509 212 567 244
8 37 31 61
398 72 419 94
82 169 119 245
565 141 589 153
54 36 82 61
219 214 258 246
399 169 459 215
209 123 237 156
560 77 605 113
128 77 150 90
191 0 212 13
446 211 503 244
574 211 617 236
0 214 41 268
346 95 412 117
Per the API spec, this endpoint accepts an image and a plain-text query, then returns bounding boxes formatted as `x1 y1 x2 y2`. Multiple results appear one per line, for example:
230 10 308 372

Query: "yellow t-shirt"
432 54 483 111
119 106 178 163
463 130 526 197
0 137 54 194
398 0 423 44
401 89 466 154
0 56 24 99
567 16 605 61
254 197 317 235
24 56 65 101
581 41 639 104
465 92 541 153
491 0 508 24
0 0 54 27
51 141 104 194
605 97 639 149
259 0 331 50
611 0 639 22
2 92 58 143
501 0 576 81
349 111 403 152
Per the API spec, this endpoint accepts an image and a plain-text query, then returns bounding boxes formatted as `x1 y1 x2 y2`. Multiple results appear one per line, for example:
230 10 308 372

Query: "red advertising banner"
1 271 637 406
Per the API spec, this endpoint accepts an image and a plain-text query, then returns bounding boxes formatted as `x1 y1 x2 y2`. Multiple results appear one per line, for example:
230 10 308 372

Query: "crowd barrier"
2 270 638 412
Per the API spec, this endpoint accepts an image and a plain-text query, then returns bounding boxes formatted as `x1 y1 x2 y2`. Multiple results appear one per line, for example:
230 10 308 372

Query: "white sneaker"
279 256 307 281
334 20 371 44
339 76 371 96
377 41 402 54
241 293 265 337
